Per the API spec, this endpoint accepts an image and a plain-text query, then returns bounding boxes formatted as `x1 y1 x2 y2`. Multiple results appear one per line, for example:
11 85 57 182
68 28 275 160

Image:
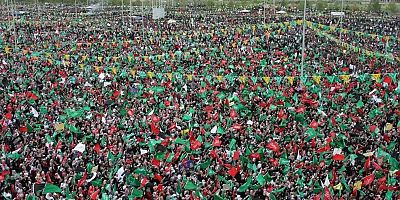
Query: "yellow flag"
263 77 270 84
384 36 390 42
143 56 149 61
128 56 133 62
186 74 193 81
48 59 53 65
296 20 303 25
97 57 103 63
166 73 172 80
112 57 119 62
55 123 65 131
23 50 28 54
283 22 289 26
306 21 312 27
372 74 381 81
82 55 88 61
157 55 162 60
353 181 362 191
312 76 321 84
4 46 11 54
239 76 247 84
147 71 154 79
287 76 295 85
384 123 393 131
340 75 350 84
216 76 223 82
130 69 136 77
79 64 84 69
182 129 189 135
112 67 117 75
333 183 343 190
95 66 100 73
64 54 70 60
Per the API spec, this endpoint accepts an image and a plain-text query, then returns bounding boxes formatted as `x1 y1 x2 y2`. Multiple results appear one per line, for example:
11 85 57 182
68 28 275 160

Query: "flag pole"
300 0 307 80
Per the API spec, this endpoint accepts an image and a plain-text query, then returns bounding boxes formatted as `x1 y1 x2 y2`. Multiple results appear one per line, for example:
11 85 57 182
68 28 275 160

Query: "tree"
386 2 398 14
368 0 381 13
280 0 287 8
316 1 328 11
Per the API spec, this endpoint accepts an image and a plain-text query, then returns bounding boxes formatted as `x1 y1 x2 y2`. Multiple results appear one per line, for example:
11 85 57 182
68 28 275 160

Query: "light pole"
300 0 306 79
273 0 275 15
338 0 344 42
263 0 265 24
122 0 124 24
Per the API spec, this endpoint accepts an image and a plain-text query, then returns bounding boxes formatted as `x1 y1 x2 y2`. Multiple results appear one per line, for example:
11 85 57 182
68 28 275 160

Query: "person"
0 5 398 200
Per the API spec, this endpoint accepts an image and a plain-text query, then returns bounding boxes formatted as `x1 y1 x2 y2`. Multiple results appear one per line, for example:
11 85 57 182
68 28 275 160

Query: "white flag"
323 174 330 187
211 126 218 134
116 167 125 181
140 149 148 155
73 143 85 153
31 106 39 118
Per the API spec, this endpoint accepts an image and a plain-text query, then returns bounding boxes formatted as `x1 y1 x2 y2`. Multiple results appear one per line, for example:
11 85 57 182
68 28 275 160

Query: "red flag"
77 173 87 188
55 140 62 150
249 153 260 160
157 184 163 192
369 125 377 132
373 161 383 171
128 109 134 116
19 126 27 132
212 136 222 147
233 151 240 161
152 158 160 168
310 120 319 129
151 114 160 123
232 123 242 130
314 193 321 200
266 140 280 153
228 167 238 178
324 186 331 200
210 150 217 158
150 123 160 135
383 76 392 85
154 174 163 182
269 158 279 166
278 110 286 119
4 113 12 120
190 140 202 150
94 143 100 154
364 157 371 173
295 105 305 113
362 174 374 186
378 176 386 186
141 177 148 188
333 154 345 161
230 109 237 119
90 189 100 200
112 90 120 99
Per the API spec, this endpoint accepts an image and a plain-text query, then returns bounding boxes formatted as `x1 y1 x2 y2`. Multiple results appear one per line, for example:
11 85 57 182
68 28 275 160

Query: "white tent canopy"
167 19 177 24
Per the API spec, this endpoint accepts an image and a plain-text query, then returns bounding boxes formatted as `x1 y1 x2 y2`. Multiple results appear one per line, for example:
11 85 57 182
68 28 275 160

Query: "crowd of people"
0 6 399 200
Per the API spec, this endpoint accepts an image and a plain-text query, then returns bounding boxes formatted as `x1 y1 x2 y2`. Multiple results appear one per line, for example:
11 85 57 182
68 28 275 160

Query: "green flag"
184 181 199 190
42 184 62 194
238 177 252 192
129 188 143 198
257 173 266 185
